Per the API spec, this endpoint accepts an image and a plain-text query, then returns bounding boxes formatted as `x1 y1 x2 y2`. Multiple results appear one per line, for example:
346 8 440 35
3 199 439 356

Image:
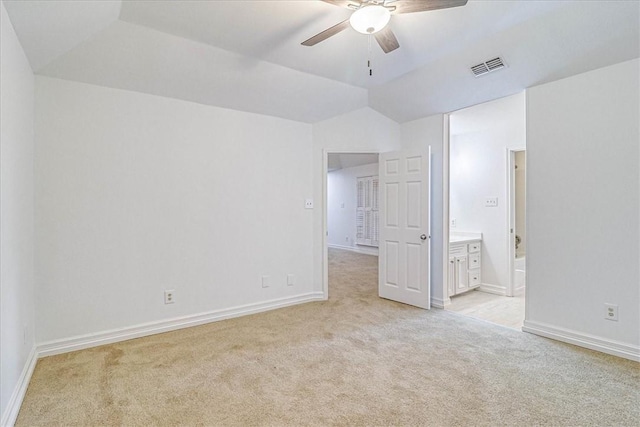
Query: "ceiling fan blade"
374 27 400 53
322 0 361 9
391 0 468 14
302 19 351 46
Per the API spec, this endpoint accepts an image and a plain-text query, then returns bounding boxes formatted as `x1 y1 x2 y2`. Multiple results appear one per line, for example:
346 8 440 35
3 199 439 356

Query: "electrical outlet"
451 218 457 228
287 274 295 287
345 236 349 242
262 275 270 288
305 199 314 209
164 290 175 304
604 303 618 321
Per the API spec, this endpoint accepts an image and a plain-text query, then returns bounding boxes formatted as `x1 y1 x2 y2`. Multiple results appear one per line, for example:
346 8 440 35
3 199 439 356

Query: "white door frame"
441 114 451 307
322 149 380 300
506 148 526 297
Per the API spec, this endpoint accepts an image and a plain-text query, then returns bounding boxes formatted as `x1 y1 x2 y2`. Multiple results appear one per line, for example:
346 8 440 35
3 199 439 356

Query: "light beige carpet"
17 248 639 426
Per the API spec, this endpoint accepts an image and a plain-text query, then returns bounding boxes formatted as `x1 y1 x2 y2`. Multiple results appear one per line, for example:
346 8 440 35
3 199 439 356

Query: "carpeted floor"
16 248 640 426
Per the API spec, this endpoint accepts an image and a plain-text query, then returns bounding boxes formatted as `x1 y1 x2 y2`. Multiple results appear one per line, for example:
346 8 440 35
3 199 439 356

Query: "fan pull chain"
367 34 373 76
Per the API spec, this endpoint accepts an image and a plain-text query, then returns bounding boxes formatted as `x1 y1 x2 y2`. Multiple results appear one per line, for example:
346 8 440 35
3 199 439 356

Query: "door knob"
420 234 427 241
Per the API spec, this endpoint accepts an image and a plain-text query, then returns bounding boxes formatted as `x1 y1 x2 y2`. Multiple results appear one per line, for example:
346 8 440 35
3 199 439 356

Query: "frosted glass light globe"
349 5 391 34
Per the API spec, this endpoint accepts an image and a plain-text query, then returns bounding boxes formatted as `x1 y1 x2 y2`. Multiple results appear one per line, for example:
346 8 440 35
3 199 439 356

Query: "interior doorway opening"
443 94 527 330
324 152 380 300
323 148 432 309
508 149 527 298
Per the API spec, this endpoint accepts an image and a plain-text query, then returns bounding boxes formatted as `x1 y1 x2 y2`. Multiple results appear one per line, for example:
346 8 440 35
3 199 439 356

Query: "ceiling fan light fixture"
350 5 391 34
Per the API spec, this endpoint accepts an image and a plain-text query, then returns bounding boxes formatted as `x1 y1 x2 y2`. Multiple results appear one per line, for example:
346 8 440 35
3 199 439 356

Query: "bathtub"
514 256 526 289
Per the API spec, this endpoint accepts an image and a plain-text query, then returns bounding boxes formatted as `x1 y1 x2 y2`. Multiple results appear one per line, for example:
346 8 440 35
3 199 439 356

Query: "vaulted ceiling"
4 0 639 123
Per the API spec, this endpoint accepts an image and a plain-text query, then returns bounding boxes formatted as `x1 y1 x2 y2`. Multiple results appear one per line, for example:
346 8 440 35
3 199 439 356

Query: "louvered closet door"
378 149 431 309
356 178 365 242
356 176 379 247
371 177 379 246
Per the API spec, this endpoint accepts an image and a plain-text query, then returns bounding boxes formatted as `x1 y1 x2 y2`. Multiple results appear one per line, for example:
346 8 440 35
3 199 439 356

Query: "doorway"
322 149 432 308
508 149 527 297
324 152 380 300
444 94 527 330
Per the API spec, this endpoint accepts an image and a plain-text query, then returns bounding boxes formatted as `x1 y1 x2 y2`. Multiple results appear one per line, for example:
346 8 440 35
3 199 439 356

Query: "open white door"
379 148 431 309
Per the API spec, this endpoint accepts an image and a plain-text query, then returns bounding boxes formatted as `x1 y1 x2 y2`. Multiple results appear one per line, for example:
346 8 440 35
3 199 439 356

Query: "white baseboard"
6 299 636 426
2 293 324 425
328 244 378 256
38 292 324 358
430 296 451 309
1 346 37 427
478 283 507 296
522 320 640 362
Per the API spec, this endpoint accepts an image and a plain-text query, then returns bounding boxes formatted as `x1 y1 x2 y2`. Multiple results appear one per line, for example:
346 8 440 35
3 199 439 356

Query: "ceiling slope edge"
3 0 121 72
36 19 368 124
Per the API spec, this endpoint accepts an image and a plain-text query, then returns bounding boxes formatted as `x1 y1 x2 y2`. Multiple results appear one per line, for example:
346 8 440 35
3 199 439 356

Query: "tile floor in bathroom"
447 288 525 330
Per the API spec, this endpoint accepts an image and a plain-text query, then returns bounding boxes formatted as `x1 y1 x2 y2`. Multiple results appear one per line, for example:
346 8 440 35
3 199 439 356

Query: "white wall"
327 162 379 256
312 108 401 294
525 59 639 359
0 1 36 421
449 93 526 294
400 114 447 307
35 76 316 343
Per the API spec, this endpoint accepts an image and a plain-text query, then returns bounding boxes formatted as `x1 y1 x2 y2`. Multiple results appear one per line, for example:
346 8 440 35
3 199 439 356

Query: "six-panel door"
378 149 430 309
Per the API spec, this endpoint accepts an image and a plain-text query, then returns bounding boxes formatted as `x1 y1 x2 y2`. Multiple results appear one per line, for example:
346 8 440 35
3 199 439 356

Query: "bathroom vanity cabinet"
448 236 482 297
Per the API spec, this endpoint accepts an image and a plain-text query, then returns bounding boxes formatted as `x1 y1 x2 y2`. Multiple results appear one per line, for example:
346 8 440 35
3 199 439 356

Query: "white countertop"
450 232 482 244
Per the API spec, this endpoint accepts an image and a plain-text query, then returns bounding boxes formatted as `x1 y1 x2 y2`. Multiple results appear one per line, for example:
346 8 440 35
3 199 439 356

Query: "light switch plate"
485 198 498 207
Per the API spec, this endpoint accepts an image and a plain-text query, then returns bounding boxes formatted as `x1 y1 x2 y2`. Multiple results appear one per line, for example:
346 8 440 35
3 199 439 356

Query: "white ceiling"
4 0 639 123
328 153 379 171
2 0 120 71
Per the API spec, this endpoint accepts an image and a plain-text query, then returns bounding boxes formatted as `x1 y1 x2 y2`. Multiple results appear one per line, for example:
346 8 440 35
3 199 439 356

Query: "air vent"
471 57 506 77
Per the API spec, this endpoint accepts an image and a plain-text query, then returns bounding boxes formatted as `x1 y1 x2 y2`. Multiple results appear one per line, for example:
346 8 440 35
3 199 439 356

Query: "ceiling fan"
302 0 468 53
